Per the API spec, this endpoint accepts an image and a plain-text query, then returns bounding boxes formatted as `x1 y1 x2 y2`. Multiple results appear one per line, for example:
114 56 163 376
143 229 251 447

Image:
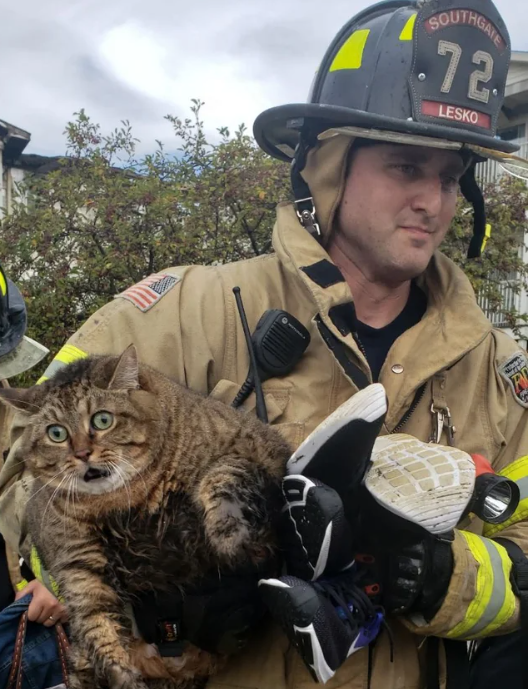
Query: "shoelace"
314 571 395 677
313 573 376 629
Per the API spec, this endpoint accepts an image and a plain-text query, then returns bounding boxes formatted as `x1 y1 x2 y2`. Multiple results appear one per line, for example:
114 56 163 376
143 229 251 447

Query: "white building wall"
0 165 26 218
508 63 528 84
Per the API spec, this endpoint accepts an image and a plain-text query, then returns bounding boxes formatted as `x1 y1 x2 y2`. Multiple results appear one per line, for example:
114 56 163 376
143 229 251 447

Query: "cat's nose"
74 448 92 461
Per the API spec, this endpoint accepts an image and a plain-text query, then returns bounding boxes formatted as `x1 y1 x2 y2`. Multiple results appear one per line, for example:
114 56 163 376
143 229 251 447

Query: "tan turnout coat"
1 135 528 688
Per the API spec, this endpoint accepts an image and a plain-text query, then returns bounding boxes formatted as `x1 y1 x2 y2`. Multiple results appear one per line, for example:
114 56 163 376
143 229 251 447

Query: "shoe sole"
286 384 387 492
365 434 476 535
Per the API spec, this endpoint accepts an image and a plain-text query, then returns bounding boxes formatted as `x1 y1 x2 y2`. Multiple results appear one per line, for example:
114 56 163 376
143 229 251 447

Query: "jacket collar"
273 202 492 420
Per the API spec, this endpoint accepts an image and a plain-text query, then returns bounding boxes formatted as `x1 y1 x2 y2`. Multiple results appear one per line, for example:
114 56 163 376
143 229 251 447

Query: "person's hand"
356 495 454 619
15 579 68 627
368 535 454 618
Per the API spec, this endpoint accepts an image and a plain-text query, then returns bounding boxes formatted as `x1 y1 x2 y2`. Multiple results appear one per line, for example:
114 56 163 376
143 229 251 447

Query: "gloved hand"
277 470 454 622
133 566 272 657
377 537 453 619
356 500 454 620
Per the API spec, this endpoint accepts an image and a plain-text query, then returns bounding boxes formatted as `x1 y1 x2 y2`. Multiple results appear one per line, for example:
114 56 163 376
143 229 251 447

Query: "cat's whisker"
73 475 80 522
117 454 149 498
28 467 70 502
19 475 42 485
41 473 70 528
66 473 80 527
109 461 132 520
7 458 30 471
65 474 75 522
62 475 72 534
116 462 133 509
63 475 71 530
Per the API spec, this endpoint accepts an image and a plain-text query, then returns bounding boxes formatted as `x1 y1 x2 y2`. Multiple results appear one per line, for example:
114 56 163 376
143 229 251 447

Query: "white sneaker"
365 434 475 535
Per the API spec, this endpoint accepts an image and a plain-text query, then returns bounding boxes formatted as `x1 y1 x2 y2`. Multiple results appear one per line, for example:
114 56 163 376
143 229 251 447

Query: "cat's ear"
108 344 140 391
0 387 42 414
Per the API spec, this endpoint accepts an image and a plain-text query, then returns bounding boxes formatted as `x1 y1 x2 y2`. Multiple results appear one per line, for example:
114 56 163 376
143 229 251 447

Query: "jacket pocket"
209 379 305 450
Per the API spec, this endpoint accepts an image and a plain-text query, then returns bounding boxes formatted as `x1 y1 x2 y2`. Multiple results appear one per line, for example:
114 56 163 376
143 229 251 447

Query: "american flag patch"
115 273 180 312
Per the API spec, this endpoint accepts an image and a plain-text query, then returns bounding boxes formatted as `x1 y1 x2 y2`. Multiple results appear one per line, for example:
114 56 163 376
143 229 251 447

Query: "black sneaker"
280 475 355 580
286 383 387 496
281 384 387 580
259 571 383 684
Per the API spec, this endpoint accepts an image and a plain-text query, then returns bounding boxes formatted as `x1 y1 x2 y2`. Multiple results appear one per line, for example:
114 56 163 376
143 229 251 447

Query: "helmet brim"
0 279 27 359
0 336 49 380
253 103 519 162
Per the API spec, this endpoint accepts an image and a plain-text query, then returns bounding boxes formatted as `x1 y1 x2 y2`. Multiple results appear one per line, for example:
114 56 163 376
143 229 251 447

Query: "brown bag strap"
7 611 70 689
7 609 27 689
54 621 70 686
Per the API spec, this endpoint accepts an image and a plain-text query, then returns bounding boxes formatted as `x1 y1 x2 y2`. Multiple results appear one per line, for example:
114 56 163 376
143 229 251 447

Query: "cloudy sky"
1 0 527 156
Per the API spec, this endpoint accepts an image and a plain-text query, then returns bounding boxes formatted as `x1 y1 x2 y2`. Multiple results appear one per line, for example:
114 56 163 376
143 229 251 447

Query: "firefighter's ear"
108 345 140 391
0 386 43 414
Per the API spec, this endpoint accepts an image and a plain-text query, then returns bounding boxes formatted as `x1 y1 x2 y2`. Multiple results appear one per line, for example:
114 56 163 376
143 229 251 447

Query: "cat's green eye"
91 411 114 431
47 425 69 443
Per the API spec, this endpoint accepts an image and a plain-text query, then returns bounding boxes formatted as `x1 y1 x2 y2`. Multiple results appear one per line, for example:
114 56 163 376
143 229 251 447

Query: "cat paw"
205 499 273 567
106 663 149 689
67 675 90 689
67 651 97 689
205 498 253 563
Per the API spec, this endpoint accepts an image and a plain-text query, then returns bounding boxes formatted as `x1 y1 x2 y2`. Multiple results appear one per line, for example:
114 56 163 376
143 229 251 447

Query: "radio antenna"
232 287 268 423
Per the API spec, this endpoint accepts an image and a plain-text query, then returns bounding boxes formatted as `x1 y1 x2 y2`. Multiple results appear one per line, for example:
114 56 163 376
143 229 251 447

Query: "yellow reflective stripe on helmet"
399 13 417 41
446 533 515 639
480 223 492 253
0 271 7 297
483 455 528 537
30 546 63 601
330 30 370 72
37 343 88 384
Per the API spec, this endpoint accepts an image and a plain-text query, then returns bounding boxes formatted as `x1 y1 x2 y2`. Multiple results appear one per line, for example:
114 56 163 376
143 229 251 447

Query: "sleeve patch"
498 350 528 408
115 273 180 312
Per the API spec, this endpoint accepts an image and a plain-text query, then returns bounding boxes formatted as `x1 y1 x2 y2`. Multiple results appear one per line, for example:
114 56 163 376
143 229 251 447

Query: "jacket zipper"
352 330 368 359
390 382 427 434
353 328 427 435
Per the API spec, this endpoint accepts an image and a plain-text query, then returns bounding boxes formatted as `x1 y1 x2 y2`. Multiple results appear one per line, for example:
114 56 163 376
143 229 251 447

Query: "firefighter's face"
334 143 465 283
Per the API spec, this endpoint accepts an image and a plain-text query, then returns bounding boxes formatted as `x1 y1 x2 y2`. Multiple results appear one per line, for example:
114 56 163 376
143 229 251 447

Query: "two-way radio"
232 287 311 422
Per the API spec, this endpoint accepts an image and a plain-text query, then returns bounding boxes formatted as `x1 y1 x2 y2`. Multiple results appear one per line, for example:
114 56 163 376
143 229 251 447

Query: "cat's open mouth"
83 466 111 482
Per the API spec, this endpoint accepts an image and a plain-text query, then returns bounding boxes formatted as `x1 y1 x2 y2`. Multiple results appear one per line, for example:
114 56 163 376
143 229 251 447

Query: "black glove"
373 536 453 618
357 496 454 620
133 566 272 657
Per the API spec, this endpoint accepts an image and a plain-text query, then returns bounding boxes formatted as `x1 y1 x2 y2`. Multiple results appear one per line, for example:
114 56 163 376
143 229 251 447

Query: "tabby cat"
0 345 291 689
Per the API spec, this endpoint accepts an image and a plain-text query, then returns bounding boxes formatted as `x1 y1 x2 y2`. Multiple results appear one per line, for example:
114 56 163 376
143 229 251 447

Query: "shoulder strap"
8 611 70 689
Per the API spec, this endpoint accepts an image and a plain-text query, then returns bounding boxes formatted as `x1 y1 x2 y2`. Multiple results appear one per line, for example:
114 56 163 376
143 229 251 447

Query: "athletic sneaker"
365 434 476 535
259 571 383 684
286 383 387 494
280 475 355 580
281 384 387 580
282 431 475 584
